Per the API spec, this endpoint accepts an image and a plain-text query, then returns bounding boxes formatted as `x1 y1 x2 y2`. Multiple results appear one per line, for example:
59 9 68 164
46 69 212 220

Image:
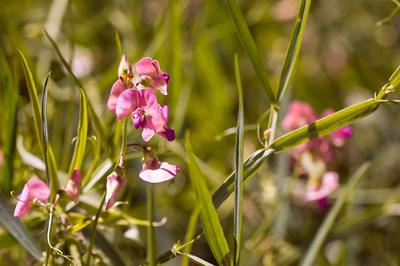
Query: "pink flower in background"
139 156 181 183
65 169 81 202
14 177 50 217
282 101 317 131
305 171 339 201
107 55 134 113
116 88 175 141
135 57 169 95
105 172 126 210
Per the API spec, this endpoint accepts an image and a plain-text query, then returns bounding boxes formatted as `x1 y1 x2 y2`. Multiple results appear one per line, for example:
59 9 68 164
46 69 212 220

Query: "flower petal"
107 80 125 113
116 89 140 119
305 171 339 201
13 184 32 217
26 177 50 202
105 173 126 210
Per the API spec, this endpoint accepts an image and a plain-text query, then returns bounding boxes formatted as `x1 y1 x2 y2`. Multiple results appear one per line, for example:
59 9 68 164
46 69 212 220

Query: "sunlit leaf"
277 0 312 102
185 135 230 266
223 0 275 102
68 89 88 174
270 98 380 151
41 73 60 200
233 54 244 264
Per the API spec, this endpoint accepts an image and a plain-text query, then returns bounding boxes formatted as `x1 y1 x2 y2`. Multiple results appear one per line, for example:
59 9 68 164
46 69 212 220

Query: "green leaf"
115 31 123 59
270 98 380 151
181 207 201 266
41 73 60 200
300 163 370 266
43 30 106 146
0 194 42 260
185 135 230 266
277 0 312 102
223 0 275 102
17 50 43 149
0 50 18 193
68 89 88 174
389 64 400 89
233 54 244 265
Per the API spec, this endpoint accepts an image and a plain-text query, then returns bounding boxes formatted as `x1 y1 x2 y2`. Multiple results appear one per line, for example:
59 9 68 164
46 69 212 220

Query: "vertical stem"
267 104 279 145
85 193 106 266
147 184 156 266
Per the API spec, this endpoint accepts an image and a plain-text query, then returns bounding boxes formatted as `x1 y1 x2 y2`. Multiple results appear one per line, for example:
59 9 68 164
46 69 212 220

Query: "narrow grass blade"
300 163 370 266
233 54 244 265
185 135 230 266
389 64 400 89
277 0 312 102
0 51 17 193
41 73 60 200
223 0 275 102
44 30 106 145
270 98 380 151
181 207 201 266
0 194 42 260
68 89 88 174
18 50 43 148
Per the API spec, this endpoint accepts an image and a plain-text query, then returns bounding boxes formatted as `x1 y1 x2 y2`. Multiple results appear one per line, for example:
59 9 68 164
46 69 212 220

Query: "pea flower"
14 177 50 217
135 57 169 95
139 156 181 183
105 172 126 210
116 88 175 141
65 169 81 202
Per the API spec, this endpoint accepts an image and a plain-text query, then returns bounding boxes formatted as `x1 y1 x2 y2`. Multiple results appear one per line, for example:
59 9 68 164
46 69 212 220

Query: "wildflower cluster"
282 101 352 206
13 55 180 217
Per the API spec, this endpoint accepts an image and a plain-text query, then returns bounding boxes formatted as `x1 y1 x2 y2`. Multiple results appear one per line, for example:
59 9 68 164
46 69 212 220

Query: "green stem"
147 184 156 266
85 193 106 266
266 104 279 145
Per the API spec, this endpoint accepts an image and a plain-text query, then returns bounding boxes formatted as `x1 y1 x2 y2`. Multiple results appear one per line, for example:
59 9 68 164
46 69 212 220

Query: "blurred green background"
1 0 400 265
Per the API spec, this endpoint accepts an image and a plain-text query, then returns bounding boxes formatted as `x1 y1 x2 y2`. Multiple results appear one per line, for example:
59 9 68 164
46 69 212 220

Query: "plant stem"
267 104 279 145
147 184 156 266
85 193 106 266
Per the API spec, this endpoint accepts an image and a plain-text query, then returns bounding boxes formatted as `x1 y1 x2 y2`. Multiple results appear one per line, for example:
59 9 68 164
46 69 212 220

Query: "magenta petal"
26 177 50 202
160 105 169 121
135 57 158 77
65 169 81 202
105 173 126 210
107 80 125 113
139 162 180 183
13 184 32 217
305 171 339 201
116 89 139 119
142 127 156 142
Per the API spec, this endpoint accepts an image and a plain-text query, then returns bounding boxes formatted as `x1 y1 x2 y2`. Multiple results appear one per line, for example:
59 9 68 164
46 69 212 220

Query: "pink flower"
139 157 181 183
282 101 317 131
116 88 175 141
107 55 134 113
65 169 81 202
305 171 339 201
104 172 126 210
14 177 50 217
135 57 169 95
